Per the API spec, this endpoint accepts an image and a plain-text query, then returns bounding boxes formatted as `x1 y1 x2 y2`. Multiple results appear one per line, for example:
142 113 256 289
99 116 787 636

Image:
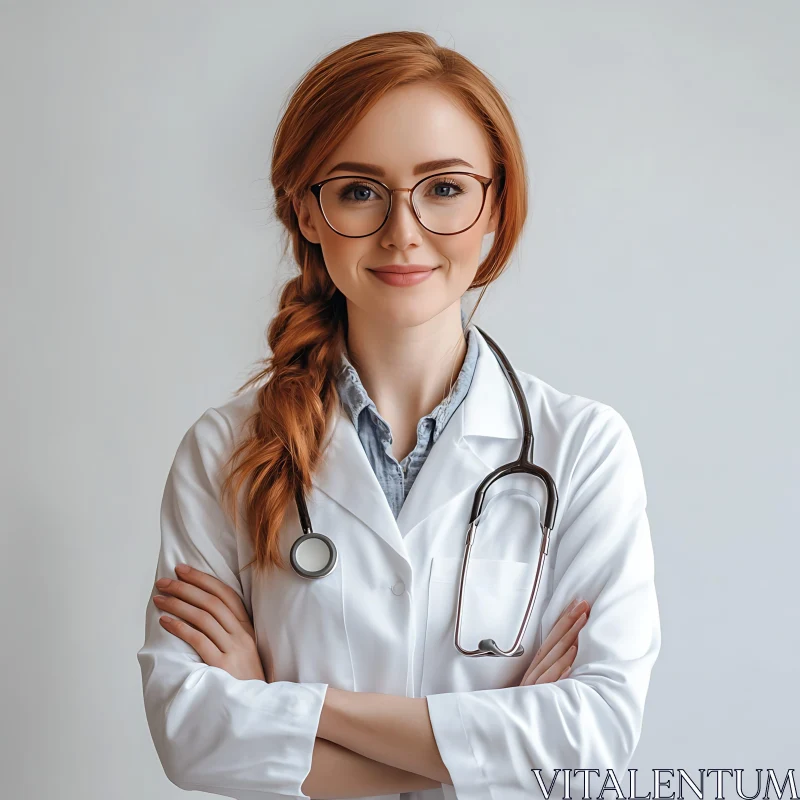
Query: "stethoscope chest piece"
288 326 558 657
290 532 338 579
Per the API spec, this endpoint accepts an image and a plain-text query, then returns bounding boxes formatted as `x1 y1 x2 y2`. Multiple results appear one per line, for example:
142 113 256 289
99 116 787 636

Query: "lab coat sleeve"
136 407 328 799
425 405 661 800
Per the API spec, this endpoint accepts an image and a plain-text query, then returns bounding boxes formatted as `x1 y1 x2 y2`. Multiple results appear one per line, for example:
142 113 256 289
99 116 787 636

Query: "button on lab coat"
137 327 661 800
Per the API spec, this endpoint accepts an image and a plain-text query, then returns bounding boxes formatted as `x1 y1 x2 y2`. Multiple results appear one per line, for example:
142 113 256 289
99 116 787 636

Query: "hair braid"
220 246 346 577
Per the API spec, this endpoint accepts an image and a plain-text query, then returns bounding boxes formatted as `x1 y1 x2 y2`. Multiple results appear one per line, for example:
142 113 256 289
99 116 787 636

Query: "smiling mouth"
372 269 433 274
368 265 439 274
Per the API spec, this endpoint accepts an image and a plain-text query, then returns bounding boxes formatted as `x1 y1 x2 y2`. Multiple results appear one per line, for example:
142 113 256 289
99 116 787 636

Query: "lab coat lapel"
311 407 408 562
397 326 522 540
310 326 523 563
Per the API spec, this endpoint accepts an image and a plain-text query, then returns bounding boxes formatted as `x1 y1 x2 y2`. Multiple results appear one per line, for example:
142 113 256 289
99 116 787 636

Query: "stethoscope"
289 325 559 658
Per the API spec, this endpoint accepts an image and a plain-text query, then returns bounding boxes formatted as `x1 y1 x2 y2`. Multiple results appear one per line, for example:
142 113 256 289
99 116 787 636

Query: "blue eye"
337 182 381 203
430 178 466 199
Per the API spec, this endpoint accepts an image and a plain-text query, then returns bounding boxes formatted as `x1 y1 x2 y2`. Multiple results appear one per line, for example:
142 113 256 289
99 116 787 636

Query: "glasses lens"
319 173 485 236
414 173 486 234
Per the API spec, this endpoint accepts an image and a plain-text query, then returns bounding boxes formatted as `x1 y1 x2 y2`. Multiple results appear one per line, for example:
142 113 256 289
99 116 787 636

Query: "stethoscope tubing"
289 325 559 657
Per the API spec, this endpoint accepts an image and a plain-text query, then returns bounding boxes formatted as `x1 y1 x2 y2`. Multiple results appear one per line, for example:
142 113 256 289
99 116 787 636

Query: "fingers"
157 610 220 664
173 564 253 629
538 599 589 663
155 565 251 637
534 645 577 685
153 565 263 677
519 599 589 685
153 567 248 653
559 598 582 621
530 611 587 682
519 612 585 687
154 592 231 651
522 645 573 686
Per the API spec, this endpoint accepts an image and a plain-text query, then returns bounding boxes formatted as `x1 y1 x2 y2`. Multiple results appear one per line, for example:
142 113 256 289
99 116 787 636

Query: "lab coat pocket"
421 556 541 695
250 555 355 690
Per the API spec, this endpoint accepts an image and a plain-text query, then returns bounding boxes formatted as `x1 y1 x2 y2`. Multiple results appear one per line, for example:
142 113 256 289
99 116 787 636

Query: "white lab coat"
137 326 661 800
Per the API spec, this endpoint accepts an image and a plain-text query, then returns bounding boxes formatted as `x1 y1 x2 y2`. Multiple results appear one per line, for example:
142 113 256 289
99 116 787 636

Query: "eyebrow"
324 157 475 178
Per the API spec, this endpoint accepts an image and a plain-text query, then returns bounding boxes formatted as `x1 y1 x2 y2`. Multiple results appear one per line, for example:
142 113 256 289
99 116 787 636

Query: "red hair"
220 30 529 576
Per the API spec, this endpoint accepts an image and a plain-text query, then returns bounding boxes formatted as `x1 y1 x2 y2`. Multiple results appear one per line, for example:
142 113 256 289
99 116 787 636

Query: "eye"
336 181 382 203
428 178 466 198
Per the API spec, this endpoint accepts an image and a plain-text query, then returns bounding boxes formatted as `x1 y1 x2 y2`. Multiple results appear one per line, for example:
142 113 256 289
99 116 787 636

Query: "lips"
368 266 438 287
369 264 438 274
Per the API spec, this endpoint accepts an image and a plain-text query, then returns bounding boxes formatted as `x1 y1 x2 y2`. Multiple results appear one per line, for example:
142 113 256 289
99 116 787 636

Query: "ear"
486 197 499 235
293 192 322 244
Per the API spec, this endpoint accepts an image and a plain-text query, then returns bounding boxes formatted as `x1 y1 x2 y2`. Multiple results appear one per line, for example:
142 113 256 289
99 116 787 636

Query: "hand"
518 598 590 686
153 564 267 682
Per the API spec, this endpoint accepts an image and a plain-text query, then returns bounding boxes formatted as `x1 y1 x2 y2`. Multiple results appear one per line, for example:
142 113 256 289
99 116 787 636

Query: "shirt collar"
335 320 480 444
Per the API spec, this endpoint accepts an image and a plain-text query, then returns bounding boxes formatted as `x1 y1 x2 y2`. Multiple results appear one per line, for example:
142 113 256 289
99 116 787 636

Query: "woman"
137 31 660 800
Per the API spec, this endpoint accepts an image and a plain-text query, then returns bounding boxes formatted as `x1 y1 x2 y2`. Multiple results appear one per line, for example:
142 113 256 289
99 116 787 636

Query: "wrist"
318 685 344 741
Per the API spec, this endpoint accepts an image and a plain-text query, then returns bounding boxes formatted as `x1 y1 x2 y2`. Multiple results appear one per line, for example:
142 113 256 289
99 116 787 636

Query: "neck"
343 302 468 428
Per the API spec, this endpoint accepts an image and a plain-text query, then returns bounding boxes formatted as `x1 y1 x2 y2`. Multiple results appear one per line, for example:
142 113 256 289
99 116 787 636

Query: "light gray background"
2 2 797 797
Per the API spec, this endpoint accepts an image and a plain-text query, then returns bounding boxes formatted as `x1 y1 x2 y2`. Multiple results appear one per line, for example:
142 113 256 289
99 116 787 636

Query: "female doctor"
137 30 661 800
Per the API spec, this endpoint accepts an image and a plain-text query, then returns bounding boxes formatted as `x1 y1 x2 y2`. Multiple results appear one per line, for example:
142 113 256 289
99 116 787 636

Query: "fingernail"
175 564 190 574
156 578 171 588
572 600 587 615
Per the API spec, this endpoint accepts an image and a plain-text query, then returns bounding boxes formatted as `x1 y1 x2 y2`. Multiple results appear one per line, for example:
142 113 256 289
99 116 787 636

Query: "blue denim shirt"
335 312 480 520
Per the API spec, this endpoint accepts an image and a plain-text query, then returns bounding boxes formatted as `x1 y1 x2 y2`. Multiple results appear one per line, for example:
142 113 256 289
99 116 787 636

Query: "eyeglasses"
307 171 493 238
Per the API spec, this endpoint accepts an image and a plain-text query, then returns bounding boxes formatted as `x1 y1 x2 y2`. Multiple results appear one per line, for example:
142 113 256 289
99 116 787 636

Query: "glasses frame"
307 171 494 238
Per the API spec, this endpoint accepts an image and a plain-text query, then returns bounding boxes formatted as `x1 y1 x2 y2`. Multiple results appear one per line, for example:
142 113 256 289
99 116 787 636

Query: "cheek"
317 238 366 294
440 232 485 283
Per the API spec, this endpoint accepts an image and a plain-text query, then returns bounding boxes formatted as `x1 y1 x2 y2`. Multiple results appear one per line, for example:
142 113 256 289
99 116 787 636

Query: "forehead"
317 84 493 181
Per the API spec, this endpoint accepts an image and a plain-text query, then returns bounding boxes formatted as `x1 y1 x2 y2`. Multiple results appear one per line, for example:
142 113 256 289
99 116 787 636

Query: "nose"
379 188 425 250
